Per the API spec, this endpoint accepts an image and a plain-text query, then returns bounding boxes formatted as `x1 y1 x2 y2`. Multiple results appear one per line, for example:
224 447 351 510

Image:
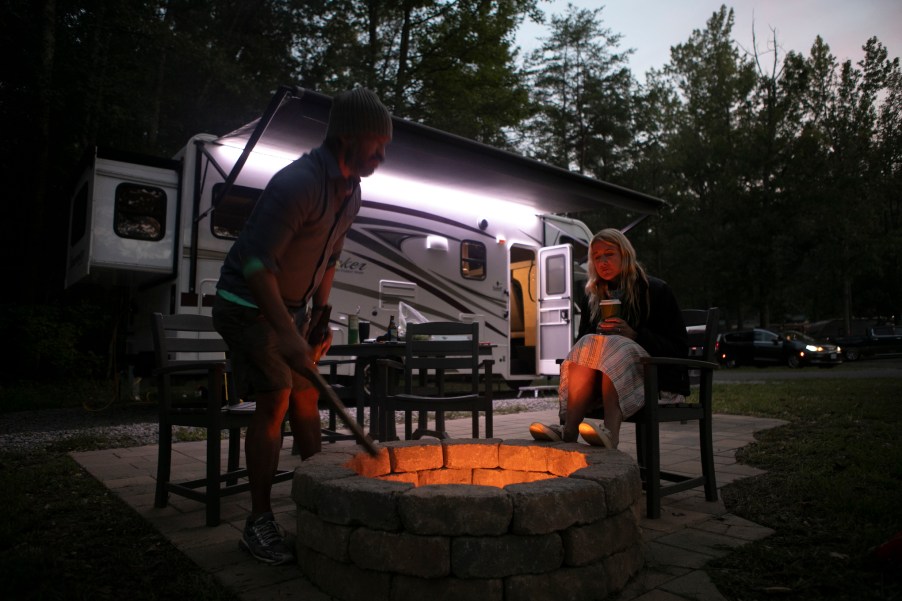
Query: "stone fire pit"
292 438 644 601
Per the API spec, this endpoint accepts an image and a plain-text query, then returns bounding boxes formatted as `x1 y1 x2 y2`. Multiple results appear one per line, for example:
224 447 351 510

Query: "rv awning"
214 87 666 215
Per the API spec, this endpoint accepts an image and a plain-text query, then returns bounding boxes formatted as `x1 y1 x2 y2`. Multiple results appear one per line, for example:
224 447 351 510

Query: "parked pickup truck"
829 326 902 361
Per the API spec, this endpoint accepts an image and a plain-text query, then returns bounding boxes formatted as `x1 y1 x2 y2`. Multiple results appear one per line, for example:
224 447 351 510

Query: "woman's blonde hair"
586 228 649 323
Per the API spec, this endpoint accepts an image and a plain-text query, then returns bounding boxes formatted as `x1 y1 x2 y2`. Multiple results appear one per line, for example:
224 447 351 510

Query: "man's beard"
344 145 380 178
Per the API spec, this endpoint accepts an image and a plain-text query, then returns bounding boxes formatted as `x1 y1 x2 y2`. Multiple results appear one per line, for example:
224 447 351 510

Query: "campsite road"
713 357 902 382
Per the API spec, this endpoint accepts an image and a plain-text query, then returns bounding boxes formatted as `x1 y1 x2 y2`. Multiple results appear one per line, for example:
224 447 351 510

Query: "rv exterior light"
426 235 449 251
496 234 506 245
213 143 295 171
364 173 537 232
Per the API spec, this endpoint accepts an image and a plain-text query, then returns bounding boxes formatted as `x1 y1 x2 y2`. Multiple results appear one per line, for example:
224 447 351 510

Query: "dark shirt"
576 275 690 395
216 145 360 309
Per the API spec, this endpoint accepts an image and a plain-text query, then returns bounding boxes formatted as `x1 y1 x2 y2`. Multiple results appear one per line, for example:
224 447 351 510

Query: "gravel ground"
0 394 559 453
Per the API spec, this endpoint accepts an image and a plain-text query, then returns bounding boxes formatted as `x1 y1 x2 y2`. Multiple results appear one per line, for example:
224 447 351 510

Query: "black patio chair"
376 321 494 440
151 312 292 526
576 307 721 518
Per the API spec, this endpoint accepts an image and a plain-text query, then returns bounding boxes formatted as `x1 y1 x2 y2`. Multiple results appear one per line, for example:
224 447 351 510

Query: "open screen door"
536 244 574 375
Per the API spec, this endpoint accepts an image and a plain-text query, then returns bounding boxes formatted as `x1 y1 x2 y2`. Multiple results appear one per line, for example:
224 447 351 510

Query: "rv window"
461 240 487 280
211 183 261 239
114 183 166 241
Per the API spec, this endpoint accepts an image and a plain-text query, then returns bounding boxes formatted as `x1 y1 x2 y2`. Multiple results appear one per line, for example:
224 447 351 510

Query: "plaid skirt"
558 334 650 421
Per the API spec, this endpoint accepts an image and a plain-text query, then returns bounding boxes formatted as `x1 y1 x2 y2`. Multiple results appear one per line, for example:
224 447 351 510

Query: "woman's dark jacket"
575 275 690 396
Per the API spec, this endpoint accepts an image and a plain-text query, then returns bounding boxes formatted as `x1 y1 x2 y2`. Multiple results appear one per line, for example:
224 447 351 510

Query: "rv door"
536 244 574 375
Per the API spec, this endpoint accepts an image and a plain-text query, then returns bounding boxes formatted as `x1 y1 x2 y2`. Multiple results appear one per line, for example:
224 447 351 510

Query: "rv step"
516 385 558 398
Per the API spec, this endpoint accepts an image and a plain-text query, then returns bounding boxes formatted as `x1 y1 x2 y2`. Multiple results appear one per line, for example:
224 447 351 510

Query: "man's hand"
277 328 316 375
306 305 332 362
310 327 333 363
245 264 318 369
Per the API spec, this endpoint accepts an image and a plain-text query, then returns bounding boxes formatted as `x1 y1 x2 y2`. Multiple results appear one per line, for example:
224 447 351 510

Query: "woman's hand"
597 318 635 340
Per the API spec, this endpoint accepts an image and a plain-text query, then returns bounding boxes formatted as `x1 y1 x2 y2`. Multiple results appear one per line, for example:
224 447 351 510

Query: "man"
212 88 392 565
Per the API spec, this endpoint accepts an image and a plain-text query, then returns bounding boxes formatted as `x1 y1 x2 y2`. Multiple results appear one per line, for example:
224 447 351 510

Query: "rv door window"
114 183 167 241
461 240 487 280
211 183 262 239
544 253 566 295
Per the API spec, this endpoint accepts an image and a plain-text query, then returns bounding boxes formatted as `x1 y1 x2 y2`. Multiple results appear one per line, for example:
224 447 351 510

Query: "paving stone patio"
71 408 785 601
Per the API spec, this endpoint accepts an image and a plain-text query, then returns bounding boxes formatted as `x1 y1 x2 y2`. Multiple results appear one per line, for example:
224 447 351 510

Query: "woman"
529 228 689 448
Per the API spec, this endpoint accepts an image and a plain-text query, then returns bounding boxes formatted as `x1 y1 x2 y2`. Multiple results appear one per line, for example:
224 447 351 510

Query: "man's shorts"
212 295 313 398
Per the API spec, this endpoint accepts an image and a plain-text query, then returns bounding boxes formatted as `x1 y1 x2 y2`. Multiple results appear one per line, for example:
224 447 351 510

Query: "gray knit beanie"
326 88 392 140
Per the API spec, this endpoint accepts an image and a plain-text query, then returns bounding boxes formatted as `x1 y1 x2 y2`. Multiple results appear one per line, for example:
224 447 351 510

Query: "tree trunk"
147 6 173 149
843 277 853 336
32 0 56 302
394 0 413 108
366 0 382 89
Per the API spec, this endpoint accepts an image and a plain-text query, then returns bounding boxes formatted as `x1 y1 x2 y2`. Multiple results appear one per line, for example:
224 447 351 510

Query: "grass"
1 375 900 599
709 379 902 600
0 442 240 600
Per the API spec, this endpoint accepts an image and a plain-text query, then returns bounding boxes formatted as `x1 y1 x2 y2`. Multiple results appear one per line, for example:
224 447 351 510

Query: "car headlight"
805 344 820 352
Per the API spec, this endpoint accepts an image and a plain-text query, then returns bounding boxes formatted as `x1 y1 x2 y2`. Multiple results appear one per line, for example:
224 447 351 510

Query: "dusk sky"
516 1 902 80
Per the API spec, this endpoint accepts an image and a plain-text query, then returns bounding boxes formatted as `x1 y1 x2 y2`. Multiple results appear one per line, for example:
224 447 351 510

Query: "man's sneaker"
529 422 564 442
239 512 294 565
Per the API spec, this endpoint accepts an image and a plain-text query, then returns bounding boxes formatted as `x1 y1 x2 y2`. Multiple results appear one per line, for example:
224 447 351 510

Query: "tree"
872 51 902 323
290 0 536 145
623 67 694 298
400 0 534 144
654 6 757 326
519 4 635 179
816 38 899 325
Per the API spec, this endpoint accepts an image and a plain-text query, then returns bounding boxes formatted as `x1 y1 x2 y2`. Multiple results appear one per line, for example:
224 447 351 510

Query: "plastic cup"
358 320 370 341
600 299 621 320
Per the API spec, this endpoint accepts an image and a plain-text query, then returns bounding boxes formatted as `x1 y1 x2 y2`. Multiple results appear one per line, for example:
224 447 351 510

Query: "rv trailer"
65 87 665 389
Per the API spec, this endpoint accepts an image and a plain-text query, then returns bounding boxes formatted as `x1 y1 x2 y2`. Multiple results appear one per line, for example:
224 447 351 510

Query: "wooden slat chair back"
151 312 291 526
378 321 494 440
582 307 721 518
316 358 360 444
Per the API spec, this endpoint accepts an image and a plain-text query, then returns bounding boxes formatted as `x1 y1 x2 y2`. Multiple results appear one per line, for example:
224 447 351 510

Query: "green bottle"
387 315 398 341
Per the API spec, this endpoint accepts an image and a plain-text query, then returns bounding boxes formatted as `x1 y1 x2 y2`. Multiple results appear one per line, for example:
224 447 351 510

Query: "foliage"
286 0 537 145
651 7 760 323
399 0 534 145
520 4 635 179
0 301 111 383
616 6 901 331
0 379 113 412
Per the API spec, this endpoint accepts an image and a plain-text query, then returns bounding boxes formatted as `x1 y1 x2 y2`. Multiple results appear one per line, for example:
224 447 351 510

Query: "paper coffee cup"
600 299 621 319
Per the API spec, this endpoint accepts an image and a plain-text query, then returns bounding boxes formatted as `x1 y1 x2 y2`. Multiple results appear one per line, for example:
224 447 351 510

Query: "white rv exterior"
65 87 664 386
